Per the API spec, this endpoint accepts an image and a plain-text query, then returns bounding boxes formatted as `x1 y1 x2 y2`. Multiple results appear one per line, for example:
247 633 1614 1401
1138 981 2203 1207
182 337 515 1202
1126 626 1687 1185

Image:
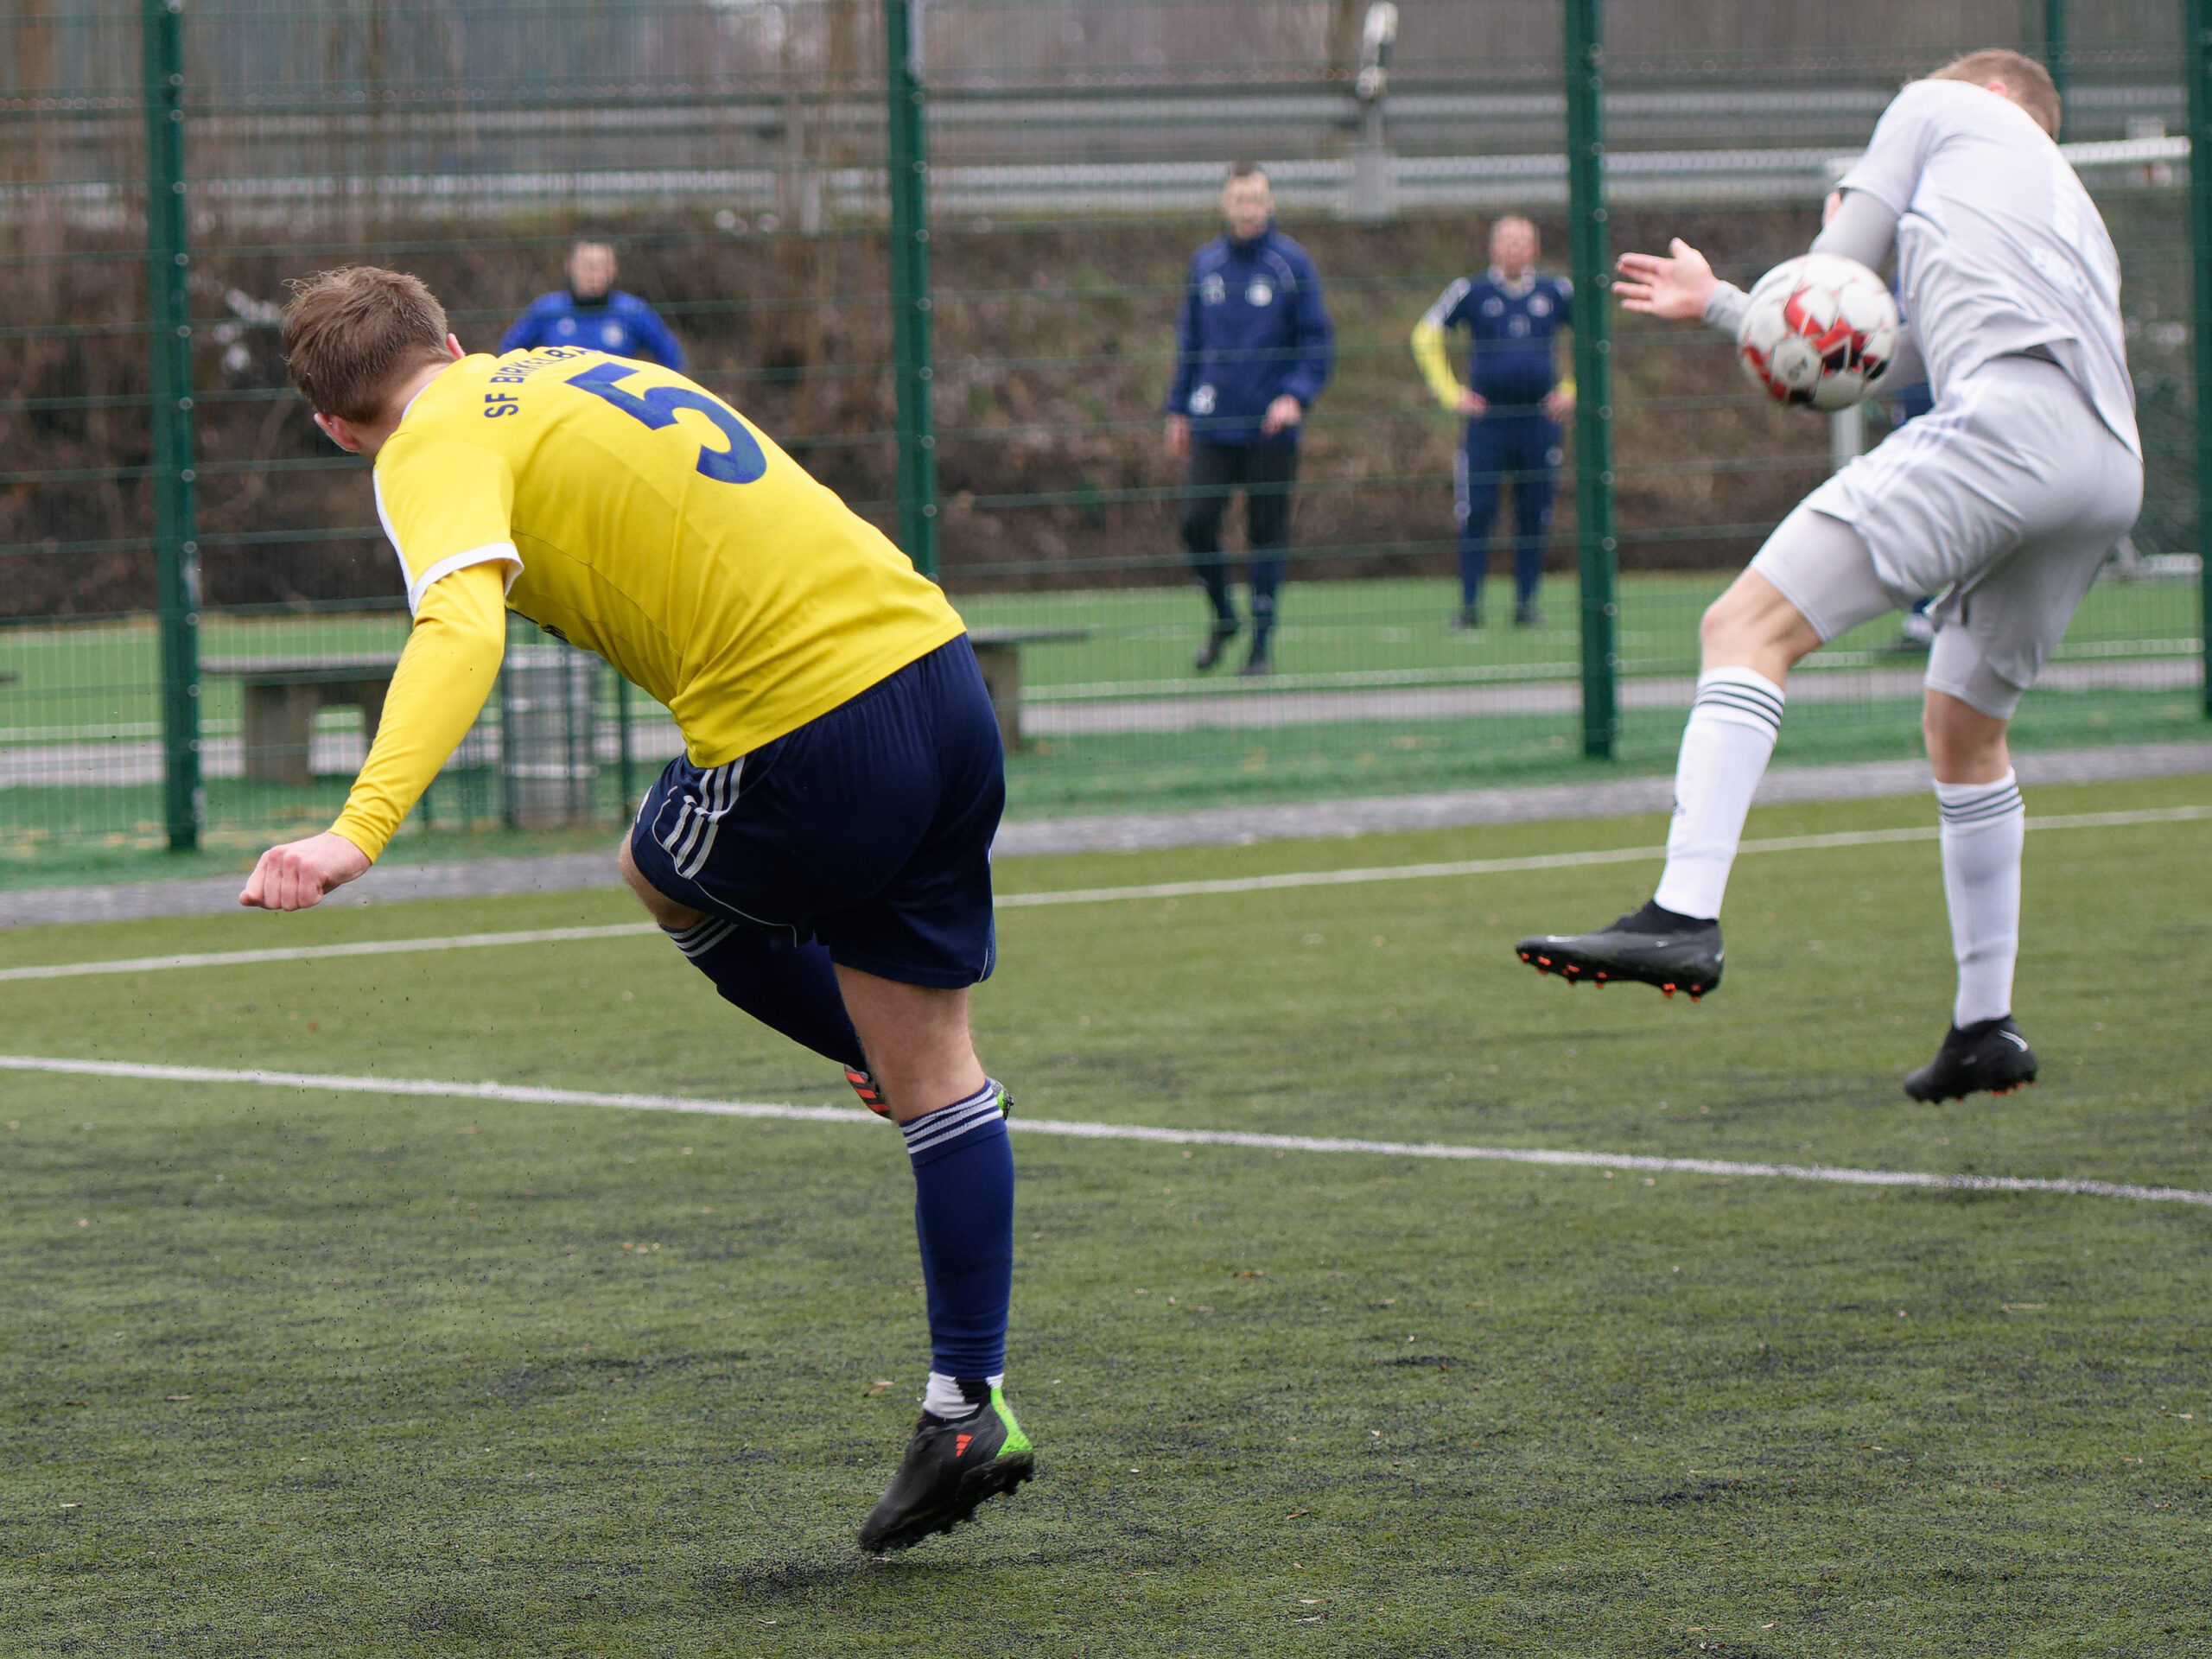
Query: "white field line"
0 922 662 983
1 804 2202 986
1 1052 2206 1210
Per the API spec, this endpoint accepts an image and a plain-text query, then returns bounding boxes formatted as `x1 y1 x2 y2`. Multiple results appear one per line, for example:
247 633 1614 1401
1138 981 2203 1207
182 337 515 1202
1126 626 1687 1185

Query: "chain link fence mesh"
2 1 2202 880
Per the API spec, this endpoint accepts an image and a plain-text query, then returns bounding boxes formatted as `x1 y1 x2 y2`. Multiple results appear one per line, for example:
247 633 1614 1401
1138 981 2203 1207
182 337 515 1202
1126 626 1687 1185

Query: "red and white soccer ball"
1736 253 1899 411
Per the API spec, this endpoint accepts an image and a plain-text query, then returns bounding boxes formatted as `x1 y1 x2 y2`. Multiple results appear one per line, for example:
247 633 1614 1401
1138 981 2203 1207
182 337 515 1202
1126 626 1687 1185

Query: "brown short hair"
281 266 451 423
1929 48 2061 138
1226 160 1267 185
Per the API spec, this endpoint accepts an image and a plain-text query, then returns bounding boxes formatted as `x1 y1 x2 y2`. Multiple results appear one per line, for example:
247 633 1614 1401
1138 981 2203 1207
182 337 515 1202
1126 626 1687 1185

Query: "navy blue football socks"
663 917 867 1072
900 1078 1014 1383
1197 563 1237 628
1248 578 1278 661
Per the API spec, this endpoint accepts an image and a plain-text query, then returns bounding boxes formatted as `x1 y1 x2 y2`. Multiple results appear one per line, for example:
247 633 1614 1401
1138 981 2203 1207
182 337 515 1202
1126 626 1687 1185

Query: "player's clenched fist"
240 830 371 912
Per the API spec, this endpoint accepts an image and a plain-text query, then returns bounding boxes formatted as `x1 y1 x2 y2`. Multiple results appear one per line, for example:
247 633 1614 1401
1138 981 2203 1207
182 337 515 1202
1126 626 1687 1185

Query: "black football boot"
1516 899 1724 1001
857 1389 1036 1554
1902 1015 2037 1103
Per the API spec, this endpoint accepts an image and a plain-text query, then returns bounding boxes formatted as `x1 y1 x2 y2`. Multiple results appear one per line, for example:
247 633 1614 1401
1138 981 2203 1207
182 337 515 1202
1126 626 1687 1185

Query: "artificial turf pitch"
3 777 2209 1656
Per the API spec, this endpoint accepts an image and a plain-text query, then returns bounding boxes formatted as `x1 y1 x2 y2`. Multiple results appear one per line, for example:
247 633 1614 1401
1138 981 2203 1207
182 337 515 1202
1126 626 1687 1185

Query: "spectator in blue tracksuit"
499 239 685 368
1164 162 1335 675
1411 216 1574 629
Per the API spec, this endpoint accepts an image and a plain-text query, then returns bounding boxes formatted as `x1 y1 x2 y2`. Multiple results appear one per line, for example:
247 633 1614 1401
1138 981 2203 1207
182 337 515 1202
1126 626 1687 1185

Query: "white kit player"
1516 49 2142 1103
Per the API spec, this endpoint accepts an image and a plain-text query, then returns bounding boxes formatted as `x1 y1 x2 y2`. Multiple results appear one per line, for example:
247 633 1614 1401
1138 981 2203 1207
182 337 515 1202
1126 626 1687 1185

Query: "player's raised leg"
617 832 888 1110
1516 506 1848 998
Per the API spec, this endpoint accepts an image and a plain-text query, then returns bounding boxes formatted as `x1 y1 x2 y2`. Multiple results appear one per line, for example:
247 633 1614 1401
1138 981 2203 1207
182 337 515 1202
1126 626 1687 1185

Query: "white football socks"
1936 770 2024 1027
923 1370 1005 1420
1650 668 1787 922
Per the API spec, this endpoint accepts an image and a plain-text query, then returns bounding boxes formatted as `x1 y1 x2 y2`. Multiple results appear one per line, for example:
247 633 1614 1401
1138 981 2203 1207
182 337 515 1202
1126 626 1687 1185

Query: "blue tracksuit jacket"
1164 225 1334 447
499 289 685 369
1421 269 1572 409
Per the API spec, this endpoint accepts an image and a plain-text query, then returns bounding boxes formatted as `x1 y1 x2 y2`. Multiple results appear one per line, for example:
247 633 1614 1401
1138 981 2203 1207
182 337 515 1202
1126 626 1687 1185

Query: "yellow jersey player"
245 266 1033 1552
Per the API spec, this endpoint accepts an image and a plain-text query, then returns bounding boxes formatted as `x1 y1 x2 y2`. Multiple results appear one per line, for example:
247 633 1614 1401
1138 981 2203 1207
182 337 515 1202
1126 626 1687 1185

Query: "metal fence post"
1564 0 1618 759
2191 0 2212 715
883 0 938 579
142 0 201 849
2044 0 2069 123
615 672 636 816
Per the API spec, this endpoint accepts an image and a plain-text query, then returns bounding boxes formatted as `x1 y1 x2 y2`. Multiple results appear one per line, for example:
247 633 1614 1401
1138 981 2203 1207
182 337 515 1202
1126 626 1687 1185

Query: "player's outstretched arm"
1809 188 1900 272
240 831 372 912
240 561 509 912
1612 238 1719 321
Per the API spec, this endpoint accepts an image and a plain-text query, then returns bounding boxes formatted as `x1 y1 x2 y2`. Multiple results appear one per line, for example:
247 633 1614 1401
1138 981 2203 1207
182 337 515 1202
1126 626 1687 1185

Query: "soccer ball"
1735 254 1899 410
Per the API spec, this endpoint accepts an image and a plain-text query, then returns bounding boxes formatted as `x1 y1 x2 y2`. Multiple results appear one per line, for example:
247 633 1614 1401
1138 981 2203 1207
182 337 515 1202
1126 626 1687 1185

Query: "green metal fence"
2 0 2204 882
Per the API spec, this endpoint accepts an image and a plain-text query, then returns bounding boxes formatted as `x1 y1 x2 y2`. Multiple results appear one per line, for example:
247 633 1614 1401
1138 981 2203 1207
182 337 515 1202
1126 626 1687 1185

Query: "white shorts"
1751 353 2143 719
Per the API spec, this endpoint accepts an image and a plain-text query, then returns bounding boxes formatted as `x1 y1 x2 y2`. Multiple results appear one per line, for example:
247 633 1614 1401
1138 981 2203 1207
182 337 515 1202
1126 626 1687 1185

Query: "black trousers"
1178 440 1299 641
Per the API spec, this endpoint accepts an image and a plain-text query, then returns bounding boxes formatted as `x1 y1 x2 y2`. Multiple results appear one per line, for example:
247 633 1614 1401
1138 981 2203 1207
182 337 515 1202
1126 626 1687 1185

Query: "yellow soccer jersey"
370 347 966 767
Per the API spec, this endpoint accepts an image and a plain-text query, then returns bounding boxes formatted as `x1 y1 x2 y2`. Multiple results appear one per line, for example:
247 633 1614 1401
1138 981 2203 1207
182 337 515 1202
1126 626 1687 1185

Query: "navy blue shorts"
627 639 1004 988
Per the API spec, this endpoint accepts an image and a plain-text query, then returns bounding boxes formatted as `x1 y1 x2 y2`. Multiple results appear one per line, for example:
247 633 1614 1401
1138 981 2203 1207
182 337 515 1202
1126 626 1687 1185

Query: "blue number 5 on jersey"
566 360 767 485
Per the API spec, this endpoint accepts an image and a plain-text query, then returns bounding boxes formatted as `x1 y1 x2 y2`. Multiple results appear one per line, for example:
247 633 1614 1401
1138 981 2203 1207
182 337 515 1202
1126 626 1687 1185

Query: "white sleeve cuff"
1702 281 1750 339
405 543 522 615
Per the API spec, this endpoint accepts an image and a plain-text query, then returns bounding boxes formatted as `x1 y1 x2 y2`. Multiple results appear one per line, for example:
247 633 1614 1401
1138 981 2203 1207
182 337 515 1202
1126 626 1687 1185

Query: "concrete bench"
968 626 1090 750
201 655 399 787
200 629 1089 787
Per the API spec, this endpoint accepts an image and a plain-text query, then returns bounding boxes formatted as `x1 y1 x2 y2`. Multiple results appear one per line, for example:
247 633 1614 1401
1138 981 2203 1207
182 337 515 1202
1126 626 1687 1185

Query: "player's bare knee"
616 833 702 931
1697 586 1773 664
1923 691 2010 784
1699 574 1817 679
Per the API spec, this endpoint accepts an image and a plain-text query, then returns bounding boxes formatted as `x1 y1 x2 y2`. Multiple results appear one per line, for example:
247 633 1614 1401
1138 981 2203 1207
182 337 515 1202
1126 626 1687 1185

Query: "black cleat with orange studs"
1902 1015 2037 1103
1515 900 1724 1001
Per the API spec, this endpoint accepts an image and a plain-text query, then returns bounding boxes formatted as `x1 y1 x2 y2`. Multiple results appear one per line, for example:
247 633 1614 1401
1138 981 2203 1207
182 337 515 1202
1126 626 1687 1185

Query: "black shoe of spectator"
1194 619 1238 672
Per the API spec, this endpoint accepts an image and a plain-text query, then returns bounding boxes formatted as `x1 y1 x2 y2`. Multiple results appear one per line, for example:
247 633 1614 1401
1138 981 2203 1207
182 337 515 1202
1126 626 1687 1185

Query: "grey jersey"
1836 78 2138 456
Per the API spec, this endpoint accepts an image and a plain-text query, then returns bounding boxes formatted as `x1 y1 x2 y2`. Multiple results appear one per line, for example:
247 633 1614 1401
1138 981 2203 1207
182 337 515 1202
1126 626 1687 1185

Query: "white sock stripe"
902 1098 990 1141
1694 679 1784 711
1695 668 1785 701
901 1107 1004 1159
1690 685 1785 729
1694 678 1784 709
899 1084 1007 1156
1938 790 2024 828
